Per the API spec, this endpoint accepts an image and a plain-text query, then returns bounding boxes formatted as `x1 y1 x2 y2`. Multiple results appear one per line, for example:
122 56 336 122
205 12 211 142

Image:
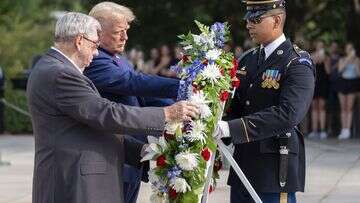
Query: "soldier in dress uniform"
217 0 315 202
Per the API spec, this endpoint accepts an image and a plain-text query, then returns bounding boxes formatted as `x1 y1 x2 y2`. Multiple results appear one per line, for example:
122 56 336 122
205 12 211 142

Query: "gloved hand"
214 120 230 139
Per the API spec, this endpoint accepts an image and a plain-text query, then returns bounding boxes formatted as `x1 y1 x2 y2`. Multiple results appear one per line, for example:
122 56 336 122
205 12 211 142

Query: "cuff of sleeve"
228 118 250 144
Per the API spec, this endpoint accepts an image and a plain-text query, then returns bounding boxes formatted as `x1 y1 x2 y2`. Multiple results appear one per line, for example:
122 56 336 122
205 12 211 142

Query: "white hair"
89 2 135 23
54 12 101 42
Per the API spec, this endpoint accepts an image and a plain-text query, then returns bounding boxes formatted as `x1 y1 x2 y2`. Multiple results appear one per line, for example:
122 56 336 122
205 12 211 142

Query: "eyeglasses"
246 13 281 25
83 35 100 48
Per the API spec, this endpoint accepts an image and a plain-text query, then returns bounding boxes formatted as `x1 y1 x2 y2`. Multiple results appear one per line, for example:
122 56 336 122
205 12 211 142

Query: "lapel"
252 39 292 81
47 48 79 73
47 48 100 94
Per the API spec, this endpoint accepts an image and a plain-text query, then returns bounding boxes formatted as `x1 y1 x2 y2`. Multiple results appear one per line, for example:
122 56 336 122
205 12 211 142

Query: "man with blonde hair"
85 2 182 203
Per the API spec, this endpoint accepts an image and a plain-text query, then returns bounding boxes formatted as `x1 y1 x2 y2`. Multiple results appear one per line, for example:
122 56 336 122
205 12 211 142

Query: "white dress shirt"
261 33 286 60
51 46 83 74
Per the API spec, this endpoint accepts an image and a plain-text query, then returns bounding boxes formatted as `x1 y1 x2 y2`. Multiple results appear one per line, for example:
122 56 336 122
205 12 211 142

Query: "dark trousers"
230 187 296 203
123 181 141 203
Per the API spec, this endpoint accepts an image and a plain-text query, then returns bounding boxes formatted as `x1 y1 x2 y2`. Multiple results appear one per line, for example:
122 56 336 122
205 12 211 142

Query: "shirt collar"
261 34 286 60
51 46 83 74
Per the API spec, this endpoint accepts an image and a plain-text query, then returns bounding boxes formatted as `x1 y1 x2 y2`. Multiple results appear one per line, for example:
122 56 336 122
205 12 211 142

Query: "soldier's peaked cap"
243 0 286 20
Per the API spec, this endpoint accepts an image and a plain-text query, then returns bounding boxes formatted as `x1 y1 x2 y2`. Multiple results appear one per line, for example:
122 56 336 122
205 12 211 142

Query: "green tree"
0 0 85 133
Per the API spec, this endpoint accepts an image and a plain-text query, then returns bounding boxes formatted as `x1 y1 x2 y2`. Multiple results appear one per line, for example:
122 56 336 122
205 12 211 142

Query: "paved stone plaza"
0 135 359 203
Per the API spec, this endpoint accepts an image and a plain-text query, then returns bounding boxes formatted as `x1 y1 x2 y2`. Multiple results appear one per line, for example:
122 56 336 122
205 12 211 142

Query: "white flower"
171 177 191 193
185 120 206 143
189 91 209 105
189 91 212 119
158 136 168 150
165 121 183 135
205 49 222 61
141 136 166 162
201 33 215 49
183 45 193 50
200 63 223 85
200 105 212 119
192 34 202 45
175 152 198 171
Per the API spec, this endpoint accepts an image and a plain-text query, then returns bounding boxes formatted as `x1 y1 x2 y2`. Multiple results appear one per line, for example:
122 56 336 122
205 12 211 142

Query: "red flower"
156 155 166 167
201 148 211 161
229 57 239 78
192 83 201 93
232 78 240 88
232 57 239 71
209 185 214 193
169 188 178 199
219 91 229 102
220 68 225 76
229 68 237 78
164 132 175 141
202 59 208 65
182 55 190 63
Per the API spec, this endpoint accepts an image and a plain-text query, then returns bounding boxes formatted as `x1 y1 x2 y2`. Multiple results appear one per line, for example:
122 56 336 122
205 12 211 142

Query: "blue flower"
170 64 183 75
211 22 225 35
211 22 226 48
167 166 183 181
176 60 205 101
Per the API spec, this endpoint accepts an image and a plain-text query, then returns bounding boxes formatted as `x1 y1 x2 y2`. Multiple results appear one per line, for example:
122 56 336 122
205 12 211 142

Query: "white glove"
215 121 230 139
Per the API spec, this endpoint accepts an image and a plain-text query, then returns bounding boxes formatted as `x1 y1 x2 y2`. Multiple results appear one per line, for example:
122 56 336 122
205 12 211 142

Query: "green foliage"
0 0 86 133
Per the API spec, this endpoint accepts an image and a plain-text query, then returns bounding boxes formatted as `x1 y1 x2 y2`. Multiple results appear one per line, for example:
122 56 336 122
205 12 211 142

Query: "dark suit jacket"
84 48 178 183
26 48 165 203
226 40 315 193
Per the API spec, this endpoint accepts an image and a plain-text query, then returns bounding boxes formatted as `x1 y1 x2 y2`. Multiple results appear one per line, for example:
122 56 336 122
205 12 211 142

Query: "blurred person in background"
326 42 341 137
144 47 159 74
309 41 330 139
223 43 232 53
333 42 360 139
173 45 183 65
153 44 177 77
128 47 146 72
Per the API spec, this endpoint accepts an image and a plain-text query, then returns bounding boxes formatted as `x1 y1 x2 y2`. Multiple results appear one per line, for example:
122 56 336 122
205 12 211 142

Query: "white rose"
175 152 198 171
172 177 191 193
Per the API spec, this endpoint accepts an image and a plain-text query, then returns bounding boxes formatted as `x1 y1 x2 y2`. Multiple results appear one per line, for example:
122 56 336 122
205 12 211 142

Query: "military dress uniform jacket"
226 39 315 193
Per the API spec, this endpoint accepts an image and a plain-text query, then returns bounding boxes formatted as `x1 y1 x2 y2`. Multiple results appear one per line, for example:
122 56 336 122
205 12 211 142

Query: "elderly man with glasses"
83 3 183 203
217 1 315 203
27 12 199 203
